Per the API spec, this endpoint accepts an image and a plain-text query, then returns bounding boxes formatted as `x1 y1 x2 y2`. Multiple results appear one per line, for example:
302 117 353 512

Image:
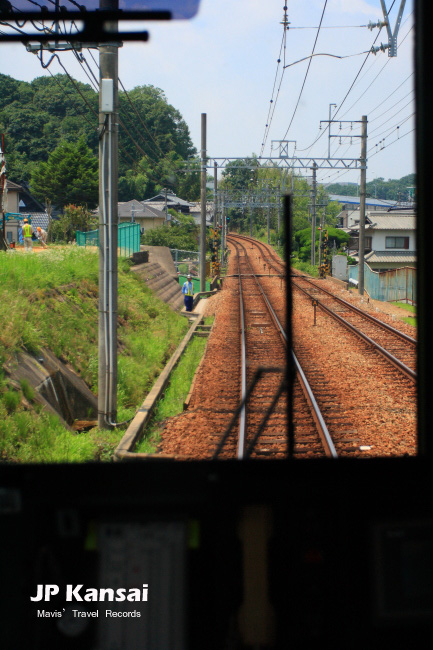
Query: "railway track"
230 234 416 381
216 234 338 459
292 272 416 381
158 233 416 459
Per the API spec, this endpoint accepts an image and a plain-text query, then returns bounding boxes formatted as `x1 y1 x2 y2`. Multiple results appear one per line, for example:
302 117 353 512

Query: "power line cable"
369 88 414 123
259 21 286 156
283 49 370 69
369 103 414 137
84 47 166 160
296 0 398 154
368 71 414 116
368 113 414 151
281 0 328 141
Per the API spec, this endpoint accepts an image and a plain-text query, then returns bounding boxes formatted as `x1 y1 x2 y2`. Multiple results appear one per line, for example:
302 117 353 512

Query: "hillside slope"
0 246 188 463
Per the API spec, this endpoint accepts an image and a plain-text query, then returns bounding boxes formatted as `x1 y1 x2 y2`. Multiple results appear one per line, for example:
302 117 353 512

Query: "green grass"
290 258 319 277
136 333 210 454
392 302 416 327
394 302 416 313
0 246 189 463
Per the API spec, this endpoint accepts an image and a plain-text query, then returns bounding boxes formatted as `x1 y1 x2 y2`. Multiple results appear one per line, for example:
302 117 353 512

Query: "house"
330 194 397 228
1 180 50 244
189 201 214 227
118 199 166 232
347 210 416 271
18 181 48 214
142 190 194 216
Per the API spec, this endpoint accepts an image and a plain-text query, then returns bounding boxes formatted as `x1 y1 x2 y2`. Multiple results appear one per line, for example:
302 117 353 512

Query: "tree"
30 137 98 209
50 204 98 243
141 210 198 251
294 227 349 262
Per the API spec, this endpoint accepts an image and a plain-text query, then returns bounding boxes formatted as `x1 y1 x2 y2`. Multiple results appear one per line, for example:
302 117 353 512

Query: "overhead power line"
259 7 287 157
281 0 328 141
297 0 398 154
283 50 369 69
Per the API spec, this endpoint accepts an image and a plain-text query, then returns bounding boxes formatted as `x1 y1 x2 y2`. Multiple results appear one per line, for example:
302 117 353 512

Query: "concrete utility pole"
358 115 368 296
200 113 207 292
277 184 281 234
310 163 317 266
98 0 119 429
0 134 6 250
267 186 271 245
221 197 225 265
214 161 218 227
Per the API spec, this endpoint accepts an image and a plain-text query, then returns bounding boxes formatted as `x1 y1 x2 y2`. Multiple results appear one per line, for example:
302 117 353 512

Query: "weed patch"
136 335 208 454
0 246 188 463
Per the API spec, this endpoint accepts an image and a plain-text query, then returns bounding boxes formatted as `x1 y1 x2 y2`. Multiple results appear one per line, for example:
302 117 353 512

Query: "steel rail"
291 351 338 458
228 234 338 458
292 272 416 345
293 280 416 382
236 241 248 459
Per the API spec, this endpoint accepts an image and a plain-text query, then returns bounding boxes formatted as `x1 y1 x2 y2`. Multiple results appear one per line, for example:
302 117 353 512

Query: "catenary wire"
281 0 328 142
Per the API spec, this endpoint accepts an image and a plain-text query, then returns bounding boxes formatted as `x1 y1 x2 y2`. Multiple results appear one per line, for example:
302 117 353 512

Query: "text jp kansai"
30 585 149 602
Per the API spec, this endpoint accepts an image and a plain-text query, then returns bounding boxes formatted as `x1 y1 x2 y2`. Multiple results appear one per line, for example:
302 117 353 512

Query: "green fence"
76 222 140 256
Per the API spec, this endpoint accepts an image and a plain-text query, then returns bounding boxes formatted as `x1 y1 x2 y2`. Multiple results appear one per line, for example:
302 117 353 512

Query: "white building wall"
370 229 415 250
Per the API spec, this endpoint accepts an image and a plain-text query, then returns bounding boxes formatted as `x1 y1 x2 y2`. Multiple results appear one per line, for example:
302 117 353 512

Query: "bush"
3 391 20 414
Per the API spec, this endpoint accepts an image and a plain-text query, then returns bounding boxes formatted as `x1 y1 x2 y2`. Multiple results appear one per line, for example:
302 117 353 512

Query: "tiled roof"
143 192 193 207
351 216 415 231
21 212 50 230
118 200 166 219
6 179 22 191
364 250 417 264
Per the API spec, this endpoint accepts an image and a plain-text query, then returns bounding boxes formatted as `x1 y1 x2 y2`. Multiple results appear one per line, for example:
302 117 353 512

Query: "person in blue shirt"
182 274 194 312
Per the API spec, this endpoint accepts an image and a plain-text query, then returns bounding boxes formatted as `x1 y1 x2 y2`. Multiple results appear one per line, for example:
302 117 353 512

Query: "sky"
0 0 415 189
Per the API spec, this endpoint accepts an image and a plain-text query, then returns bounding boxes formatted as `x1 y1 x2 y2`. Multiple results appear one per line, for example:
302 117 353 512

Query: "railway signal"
210 227 221 276
318 229 331 278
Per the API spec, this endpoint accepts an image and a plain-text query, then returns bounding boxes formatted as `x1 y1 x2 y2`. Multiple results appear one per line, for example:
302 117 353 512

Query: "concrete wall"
140 245 177 276
5 189 19 213
119 217 165 232
332 255 348 282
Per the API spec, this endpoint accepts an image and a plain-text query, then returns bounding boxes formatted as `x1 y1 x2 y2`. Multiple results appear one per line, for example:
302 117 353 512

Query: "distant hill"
0 73 199 202
325 174 416 202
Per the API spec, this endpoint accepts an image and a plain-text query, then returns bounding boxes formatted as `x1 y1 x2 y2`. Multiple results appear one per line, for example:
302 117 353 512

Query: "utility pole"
267 185 270 245
98 0 119 429
378 0 406 57
164 187 168 222
327 103 337 158
358 115 368 296
200 113 207 292
213 161 218 228
310 163 317 266
277 184 281 234
221 196 225 265
0 134 6 250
